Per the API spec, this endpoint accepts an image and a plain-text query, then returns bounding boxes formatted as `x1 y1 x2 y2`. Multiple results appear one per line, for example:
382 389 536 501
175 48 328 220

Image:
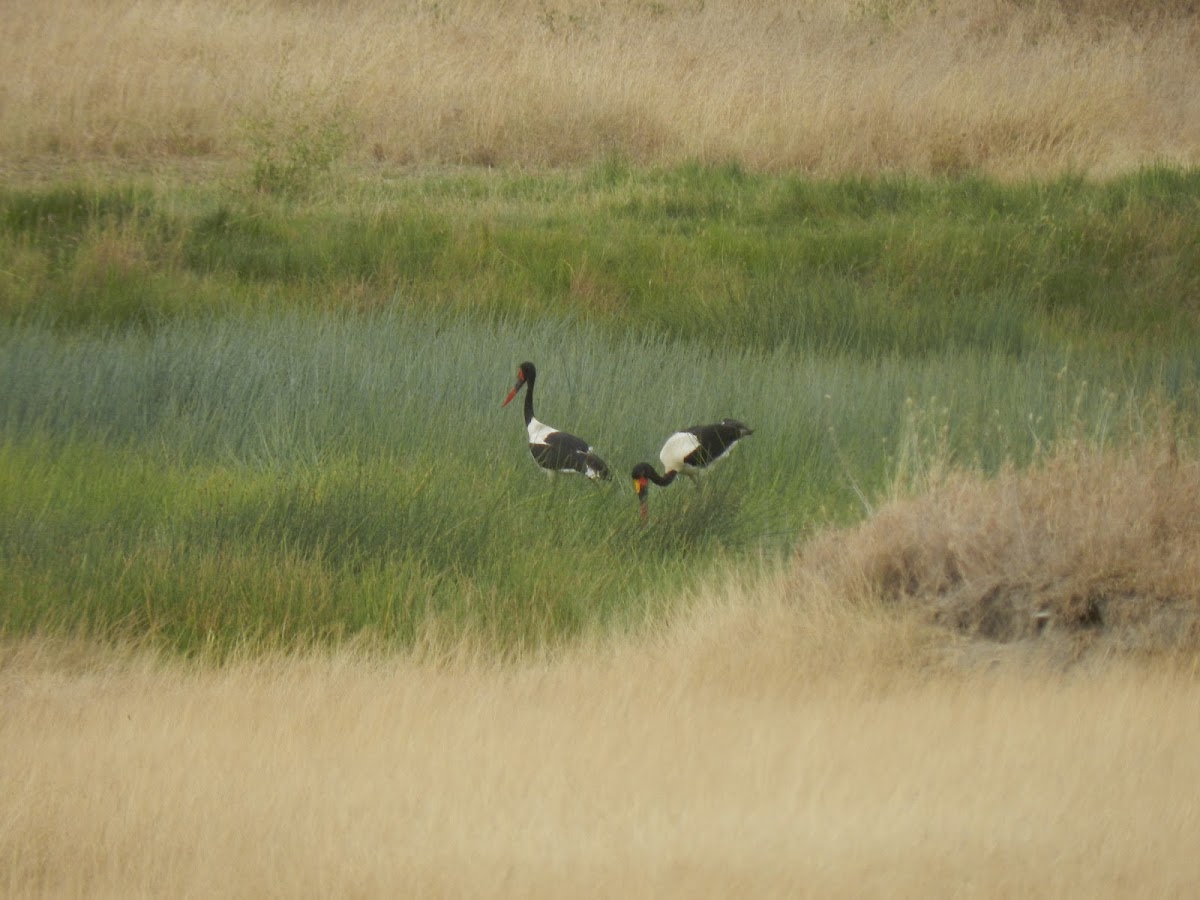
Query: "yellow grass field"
2 0 1199 175
4 2 1200 895
4 585 1200 899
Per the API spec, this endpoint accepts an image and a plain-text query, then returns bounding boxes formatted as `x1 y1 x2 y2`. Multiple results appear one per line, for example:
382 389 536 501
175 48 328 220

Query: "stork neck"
522 374 536 425
649 468 678 487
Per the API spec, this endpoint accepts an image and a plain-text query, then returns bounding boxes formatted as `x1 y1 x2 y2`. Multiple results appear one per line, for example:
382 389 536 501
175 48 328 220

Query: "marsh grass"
2 300 1193 654
0 312 774 652
1 114 1198 657
3 166 1198 349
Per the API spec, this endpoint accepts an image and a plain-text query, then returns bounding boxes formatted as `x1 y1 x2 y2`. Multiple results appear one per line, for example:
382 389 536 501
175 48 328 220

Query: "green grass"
1 163 1199 655
3 164 1197 347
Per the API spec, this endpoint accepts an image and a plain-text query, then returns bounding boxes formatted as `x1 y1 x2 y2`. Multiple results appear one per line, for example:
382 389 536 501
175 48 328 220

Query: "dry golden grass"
3 579 1200 898
2 0 1198 175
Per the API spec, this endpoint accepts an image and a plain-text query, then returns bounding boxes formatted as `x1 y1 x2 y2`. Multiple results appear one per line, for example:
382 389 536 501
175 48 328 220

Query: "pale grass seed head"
2 0 1198 174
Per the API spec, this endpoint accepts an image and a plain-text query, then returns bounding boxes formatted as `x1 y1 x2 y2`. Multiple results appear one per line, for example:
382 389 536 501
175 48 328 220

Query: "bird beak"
633 476 648 518
502 372 525 407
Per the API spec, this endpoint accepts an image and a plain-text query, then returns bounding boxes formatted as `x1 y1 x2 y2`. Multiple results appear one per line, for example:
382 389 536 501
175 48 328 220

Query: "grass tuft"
796 418 1200 661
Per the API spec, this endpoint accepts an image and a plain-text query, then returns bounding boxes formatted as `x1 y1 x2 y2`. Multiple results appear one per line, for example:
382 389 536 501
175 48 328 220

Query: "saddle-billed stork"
631 419 754 517
503 361 611 481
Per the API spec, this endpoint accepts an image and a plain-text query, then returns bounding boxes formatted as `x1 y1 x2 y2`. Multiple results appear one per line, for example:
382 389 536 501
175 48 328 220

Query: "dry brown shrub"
794 430 1200 660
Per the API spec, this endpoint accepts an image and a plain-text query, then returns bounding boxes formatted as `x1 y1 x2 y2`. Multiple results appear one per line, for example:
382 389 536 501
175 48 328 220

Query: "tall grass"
4 610 1200 898
2 303 1194 654
3 166 1198 349
2 152 1198 656
3 0 1198 175
4 4 1199 890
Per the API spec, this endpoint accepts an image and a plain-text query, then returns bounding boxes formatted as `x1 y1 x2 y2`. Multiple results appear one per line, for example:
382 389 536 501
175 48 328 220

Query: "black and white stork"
631 419 754 517
503 361 611 482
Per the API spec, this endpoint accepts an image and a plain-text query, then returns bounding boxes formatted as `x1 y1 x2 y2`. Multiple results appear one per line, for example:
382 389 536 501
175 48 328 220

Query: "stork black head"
631 462 658 519
720 418 754 438
502 361 536 407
